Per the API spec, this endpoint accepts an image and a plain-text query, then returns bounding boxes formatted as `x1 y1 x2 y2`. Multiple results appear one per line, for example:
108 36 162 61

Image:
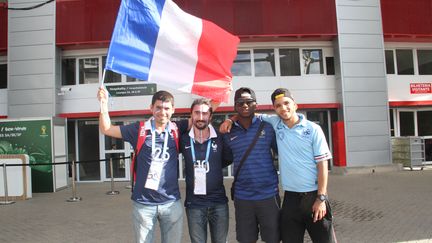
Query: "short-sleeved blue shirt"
223 116 279 200
120 119 183 205
261 113 332 192
180 125 232 208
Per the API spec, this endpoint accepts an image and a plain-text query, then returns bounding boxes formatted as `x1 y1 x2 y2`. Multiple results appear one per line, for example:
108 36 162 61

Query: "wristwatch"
317 194 328 202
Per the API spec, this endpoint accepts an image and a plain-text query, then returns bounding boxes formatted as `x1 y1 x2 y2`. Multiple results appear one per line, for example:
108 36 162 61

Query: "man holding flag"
99 0 239 242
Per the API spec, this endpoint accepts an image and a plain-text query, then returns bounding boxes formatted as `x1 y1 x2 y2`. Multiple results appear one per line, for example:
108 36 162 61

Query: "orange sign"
410 83 432 94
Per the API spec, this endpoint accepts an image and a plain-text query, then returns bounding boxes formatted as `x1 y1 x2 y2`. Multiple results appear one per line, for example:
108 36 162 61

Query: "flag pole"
99 68 113 111
101 68 107 86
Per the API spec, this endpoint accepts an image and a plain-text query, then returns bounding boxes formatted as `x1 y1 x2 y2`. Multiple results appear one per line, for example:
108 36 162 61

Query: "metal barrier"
0 155 130 205
0 163 15 205
67 160 81 202
125 152 133 189
106 158 120 195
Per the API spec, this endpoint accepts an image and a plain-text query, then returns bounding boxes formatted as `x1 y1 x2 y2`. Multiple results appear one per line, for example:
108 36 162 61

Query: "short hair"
151 90 174 106
190 98 213 115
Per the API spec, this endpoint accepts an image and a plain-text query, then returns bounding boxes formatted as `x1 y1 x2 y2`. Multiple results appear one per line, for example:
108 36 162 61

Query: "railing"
0 155 131 205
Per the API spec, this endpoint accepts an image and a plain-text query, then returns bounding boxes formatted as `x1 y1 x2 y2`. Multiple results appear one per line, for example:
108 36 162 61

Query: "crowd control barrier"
0 155 131 206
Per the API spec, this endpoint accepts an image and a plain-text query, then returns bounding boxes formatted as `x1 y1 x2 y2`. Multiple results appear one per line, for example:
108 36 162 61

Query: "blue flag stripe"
105 0 166 81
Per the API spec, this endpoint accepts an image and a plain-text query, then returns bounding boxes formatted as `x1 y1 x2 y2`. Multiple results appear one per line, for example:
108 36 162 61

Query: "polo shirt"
120 118 184 205
261 113 332 192
180 124 232 208
223 116 279 200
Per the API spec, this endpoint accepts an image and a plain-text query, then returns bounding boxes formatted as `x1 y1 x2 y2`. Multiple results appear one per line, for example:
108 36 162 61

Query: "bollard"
0 163 15 205
125 153 133 189
106 158 120 195
67 160 81 202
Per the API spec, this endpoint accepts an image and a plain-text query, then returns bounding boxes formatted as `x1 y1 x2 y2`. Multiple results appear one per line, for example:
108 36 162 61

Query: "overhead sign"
410 83 432 94
106 83 157 97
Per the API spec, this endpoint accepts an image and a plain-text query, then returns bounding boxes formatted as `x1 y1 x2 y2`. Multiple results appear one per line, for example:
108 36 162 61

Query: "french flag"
105 0 240 102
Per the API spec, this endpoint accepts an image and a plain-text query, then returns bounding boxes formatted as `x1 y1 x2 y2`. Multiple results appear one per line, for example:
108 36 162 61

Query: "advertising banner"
0 119 53 192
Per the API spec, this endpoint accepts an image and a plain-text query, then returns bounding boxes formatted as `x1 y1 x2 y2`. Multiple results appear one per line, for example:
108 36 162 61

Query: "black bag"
230 122 265 200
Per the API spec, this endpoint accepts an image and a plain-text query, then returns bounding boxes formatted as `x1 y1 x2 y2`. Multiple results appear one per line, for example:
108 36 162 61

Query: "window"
62 59 75 85
389 109 395 136
79 58 99 84
385 50 395 74
302 49 323 74
126 76 145 82
396 49 414 75
417 50 432 75
325 57 335 75
417 111 432 136
399 111 415 136
232 50 252 76
279 49 300 76
0 64 6 89
254 49 275 76
231 47 327 77
102 56 121 83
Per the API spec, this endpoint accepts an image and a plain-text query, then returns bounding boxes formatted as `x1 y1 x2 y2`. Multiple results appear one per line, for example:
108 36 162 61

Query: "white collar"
144 117 176 132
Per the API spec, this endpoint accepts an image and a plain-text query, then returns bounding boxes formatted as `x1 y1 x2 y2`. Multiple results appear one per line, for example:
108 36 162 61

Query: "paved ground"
1 168 432 243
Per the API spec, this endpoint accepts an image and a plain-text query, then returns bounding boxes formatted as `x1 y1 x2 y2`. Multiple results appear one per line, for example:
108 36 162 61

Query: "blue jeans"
186 203 229 243
132 200 183 243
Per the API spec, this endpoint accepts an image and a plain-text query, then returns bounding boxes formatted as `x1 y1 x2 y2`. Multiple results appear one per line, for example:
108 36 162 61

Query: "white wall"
57 43 338 115
385 43 432 102
7 0 56 118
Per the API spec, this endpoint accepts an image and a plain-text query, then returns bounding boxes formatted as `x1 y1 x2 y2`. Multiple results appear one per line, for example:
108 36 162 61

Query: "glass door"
396 109 432 164
305 110 333 168
417 110 432 163
77 120 101 181
100 121 131 181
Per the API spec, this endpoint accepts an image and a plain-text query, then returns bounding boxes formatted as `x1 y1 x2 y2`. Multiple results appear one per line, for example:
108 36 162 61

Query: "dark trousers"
280 191 334 243
234 195 281 243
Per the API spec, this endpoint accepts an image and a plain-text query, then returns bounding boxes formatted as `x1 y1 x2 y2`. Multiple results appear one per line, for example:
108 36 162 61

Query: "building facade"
0 0 431 182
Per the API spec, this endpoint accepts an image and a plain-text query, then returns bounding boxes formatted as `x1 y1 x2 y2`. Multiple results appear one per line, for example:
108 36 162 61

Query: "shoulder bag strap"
232 121 265 185
131 121 146 191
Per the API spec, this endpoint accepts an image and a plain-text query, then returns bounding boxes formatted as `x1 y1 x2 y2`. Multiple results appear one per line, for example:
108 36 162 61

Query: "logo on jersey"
211 141 218 152
302 128 312 138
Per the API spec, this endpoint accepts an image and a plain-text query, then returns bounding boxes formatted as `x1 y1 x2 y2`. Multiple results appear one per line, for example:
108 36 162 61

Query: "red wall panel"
0 4 7 52
56 0 337 49
381 0 432 41
331 121 346 167
178 0 337 38
56 0 121 48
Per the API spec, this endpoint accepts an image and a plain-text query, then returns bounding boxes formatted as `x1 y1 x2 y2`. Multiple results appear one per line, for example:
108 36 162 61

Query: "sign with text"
410 83 432 94
0 119 53 192
106 83 157 97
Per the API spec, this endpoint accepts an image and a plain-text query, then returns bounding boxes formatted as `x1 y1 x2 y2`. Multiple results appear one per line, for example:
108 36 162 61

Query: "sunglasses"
235 100 256 107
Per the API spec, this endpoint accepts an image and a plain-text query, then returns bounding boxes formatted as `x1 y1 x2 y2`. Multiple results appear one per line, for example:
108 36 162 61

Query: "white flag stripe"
149 0 202 92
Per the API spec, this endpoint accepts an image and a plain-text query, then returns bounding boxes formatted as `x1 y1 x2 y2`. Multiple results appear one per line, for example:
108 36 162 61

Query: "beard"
194 120 209 130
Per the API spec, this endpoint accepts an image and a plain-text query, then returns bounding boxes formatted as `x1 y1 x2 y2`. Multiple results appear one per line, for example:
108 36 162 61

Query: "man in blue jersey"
98 88 184 243
223 87 280 243
180 98 232 243
262 88 334 243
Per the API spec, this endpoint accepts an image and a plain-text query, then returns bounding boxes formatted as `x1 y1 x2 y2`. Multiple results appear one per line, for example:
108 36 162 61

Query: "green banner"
0 119 53 192
106 83 157 97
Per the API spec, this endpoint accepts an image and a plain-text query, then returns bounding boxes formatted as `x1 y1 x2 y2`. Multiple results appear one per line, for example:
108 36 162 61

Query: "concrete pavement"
1 168 432 243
